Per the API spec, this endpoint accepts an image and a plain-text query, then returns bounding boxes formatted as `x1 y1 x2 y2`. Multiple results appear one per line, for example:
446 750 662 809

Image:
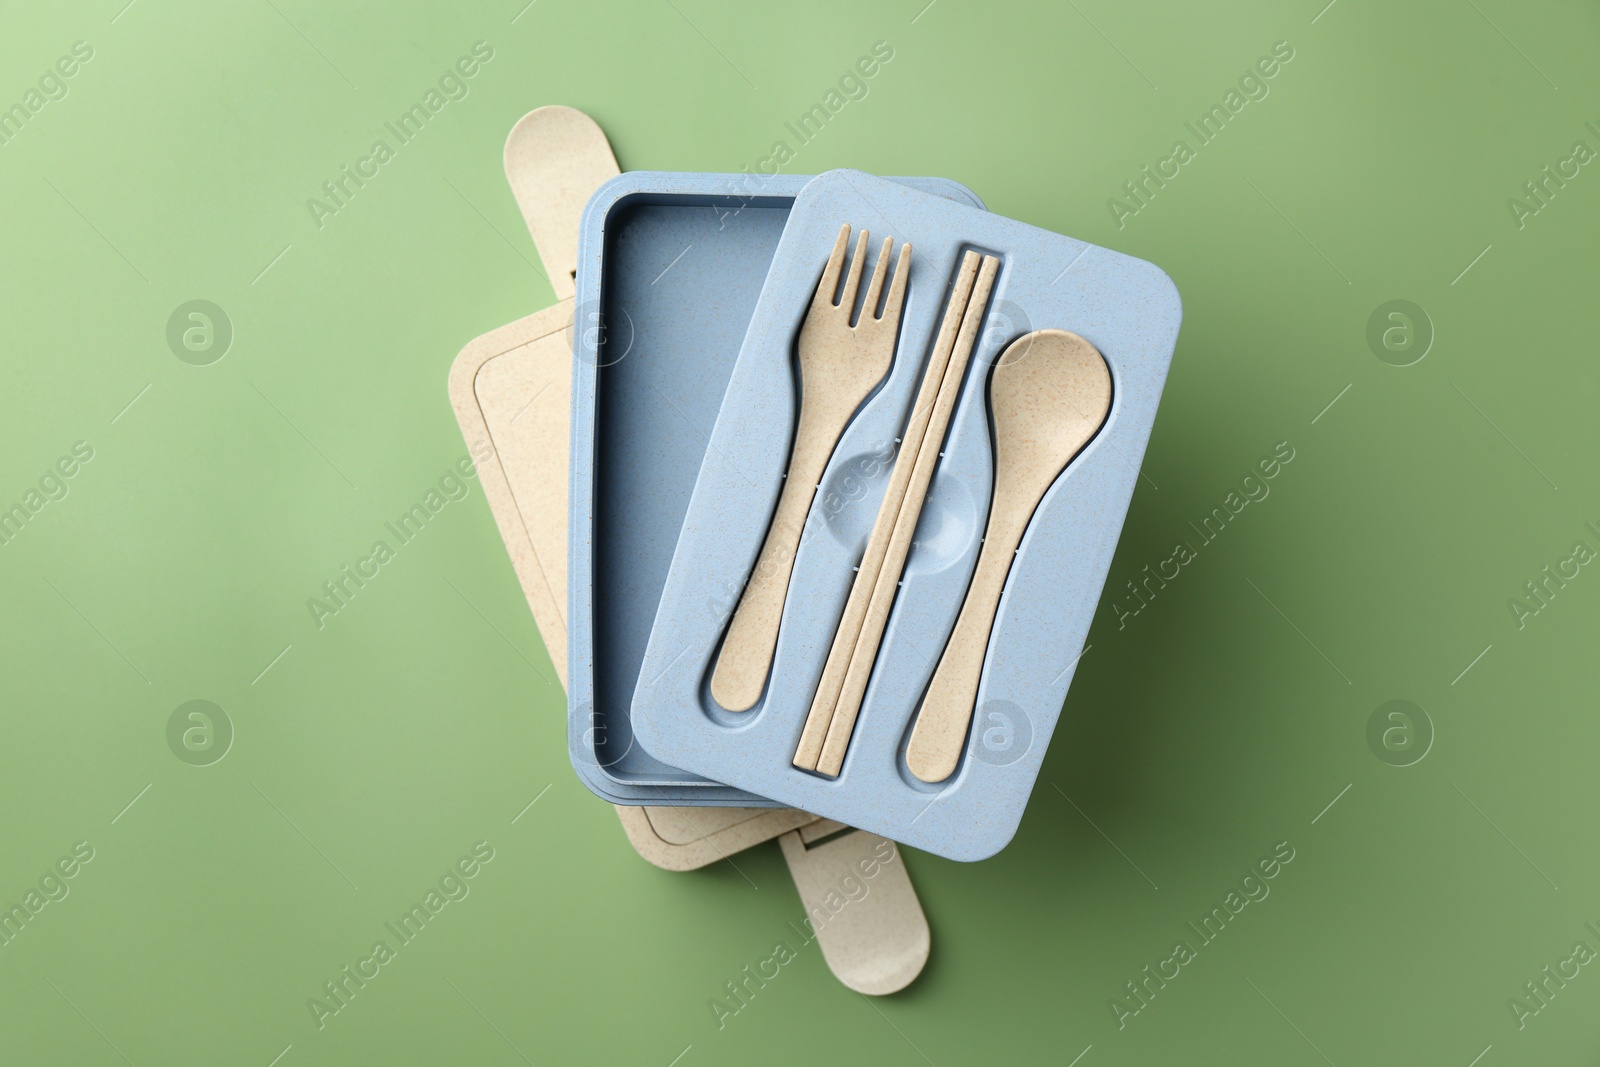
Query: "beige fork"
710 224 911 712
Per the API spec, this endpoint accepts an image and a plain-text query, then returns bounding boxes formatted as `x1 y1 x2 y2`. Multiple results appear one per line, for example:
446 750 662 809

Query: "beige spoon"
905 330 1112 784
710 225 911 712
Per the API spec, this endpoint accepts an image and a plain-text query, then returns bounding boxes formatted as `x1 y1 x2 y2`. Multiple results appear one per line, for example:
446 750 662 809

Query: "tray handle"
503 105 621 301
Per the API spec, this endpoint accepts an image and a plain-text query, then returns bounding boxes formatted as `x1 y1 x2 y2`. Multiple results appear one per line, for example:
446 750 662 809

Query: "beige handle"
778 825 929 995
902 480 1032 782
503 106 619 300
711 400 841 707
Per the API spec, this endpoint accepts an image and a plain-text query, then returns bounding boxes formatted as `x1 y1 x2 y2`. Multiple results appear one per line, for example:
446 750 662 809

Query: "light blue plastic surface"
567 171 986 806
632 170 1181 857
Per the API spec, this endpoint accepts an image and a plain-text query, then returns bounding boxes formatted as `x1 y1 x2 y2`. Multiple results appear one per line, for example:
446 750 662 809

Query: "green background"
2 0 1596 1063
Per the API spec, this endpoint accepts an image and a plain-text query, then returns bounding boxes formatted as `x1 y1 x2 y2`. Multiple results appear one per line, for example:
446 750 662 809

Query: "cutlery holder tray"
631 171 1182 859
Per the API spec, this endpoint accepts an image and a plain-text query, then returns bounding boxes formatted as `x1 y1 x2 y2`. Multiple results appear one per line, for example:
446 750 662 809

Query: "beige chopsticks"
794 252 1001 776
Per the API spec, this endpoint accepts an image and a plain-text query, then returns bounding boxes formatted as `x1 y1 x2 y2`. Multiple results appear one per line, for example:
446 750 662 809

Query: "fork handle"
710 399 839 711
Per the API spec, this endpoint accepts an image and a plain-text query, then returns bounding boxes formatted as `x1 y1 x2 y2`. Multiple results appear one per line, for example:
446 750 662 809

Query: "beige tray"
445 106 930 993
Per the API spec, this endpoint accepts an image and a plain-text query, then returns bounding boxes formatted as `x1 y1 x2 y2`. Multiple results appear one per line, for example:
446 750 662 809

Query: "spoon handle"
904 492 1030 784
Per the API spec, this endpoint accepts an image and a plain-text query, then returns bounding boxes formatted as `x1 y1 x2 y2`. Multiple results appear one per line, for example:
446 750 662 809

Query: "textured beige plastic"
710 226 911 712
451 320 818 818
792 251 982 770
446 301 806 849
448 107 619 685
448 109 619 683
798 817 851 844
615 805 818 871
814 256 1001 778
905 330 1113 783
503 106 620 301
778 827 930 995
637 805 814 847
450 306 575 682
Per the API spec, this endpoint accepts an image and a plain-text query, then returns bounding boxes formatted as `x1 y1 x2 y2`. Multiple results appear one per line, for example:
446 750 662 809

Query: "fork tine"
837 228 870 313
812 224 851 311
878 242 912 322
861 237 893 321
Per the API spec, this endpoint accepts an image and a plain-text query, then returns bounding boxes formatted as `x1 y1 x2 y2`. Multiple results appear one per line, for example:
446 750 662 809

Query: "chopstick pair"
794 251 1001 777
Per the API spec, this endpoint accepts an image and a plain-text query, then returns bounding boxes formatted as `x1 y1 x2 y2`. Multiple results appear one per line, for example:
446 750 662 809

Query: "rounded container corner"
1134 258 1183 326
949 817 1023 863
567 756 641 806
578 170 648 234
